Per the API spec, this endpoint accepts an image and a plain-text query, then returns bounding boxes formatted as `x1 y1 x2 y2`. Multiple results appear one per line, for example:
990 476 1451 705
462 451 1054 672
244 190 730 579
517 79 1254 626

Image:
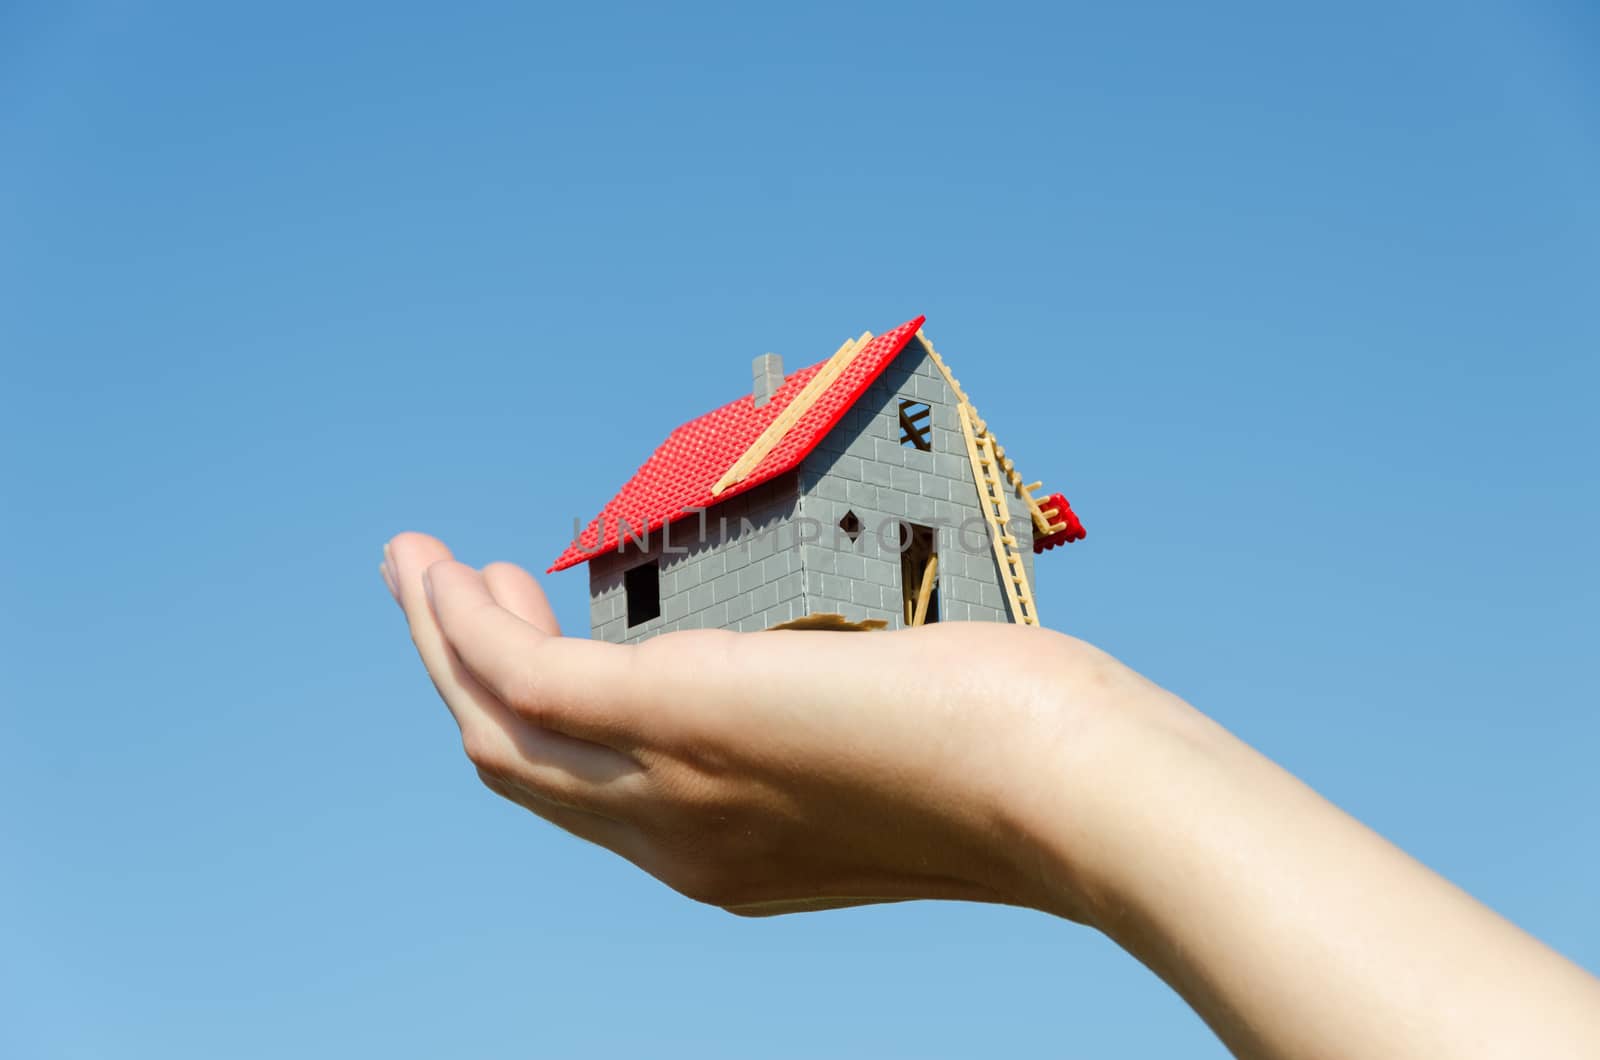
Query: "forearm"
1015 677 1600 1059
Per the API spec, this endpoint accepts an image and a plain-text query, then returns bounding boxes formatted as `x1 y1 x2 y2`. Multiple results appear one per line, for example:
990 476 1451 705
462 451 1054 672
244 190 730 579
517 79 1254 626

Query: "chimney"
752 353 784 407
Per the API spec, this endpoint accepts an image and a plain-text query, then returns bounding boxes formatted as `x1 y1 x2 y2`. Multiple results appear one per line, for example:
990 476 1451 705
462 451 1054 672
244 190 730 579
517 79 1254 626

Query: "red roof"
549 316 927 572
1033 493 1087 553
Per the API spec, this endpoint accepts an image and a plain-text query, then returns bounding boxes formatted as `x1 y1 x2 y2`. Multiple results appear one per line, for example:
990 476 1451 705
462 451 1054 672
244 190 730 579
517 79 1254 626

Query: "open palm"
381 531 1126 919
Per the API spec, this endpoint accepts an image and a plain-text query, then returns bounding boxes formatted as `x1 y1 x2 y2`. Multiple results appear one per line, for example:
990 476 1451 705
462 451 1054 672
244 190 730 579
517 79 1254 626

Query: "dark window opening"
897 522 940 626
624 560 661 627
838 510 862 544
898 400 932 451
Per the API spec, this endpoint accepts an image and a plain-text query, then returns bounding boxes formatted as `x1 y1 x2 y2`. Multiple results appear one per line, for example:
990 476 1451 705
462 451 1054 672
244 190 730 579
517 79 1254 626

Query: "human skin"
382 531 1600 1059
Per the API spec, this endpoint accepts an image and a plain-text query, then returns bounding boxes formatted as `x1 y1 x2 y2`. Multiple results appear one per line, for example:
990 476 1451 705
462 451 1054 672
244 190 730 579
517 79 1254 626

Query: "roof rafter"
711 330 873 497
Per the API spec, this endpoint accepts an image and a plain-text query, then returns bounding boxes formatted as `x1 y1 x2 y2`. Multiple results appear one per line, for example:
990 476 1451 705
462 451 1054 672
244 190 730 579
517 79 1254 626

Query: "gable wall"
796 337 1036 627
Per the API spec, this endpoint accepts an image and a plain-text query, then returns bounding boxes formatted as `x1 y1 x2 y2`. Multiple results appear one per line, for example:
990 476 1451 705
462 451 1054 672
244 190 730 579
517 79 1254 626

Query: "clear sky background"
3 2 1596 1056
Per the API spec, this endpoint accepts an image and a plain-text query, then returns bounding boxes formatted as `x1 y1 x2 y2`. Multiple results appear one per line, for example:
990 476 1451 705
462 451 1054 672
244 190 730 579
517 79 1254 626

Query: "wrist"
985 638 1224 927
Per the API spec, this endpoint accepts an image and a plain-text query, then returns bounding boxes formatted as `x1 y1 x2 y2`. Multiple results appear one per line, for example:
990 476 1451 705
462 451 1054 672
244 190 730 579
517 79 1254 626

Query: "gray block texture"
588 473 806 644
795 336 1035 629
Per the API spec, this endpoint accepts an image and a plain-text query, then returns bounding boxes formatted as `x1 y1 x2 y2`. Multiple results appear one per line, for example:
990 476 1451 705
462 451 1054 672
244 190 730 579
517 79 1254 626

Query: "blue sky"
2 2 1595 1056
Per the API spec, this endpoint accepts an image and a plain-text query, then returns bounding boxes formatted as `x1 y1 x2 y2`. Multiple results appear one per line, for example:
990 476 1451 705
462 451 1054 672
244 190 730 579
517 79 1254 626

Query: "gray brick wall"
586 336 1042 641
796 335 1036 628
587 473 808 643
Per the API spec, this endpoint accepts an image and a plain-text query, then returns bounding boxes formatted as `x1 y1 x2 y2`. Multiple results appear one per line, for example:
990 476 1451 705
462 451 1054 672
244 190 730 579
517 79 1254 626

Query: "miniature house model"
550 315 1084 642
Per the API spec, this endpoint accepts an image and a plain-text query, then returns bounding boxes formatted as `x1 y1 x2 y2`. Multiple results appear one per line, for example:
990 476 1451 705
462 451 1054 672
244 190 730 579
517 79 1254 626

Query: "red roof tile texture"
549 317 926 572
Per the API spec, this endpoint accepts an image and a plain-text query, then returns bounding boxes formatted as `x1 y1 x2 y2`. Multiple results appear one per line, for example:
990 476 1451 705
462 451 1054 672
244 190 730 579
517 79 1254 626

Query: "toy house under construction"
549 315 1084 642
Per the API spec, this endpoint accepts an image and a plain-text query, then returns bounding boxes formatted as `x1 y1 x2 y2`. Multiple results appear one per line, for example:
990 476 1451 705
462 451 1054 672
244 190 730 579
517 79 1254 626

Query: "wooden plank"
768 612 888 632
911 553 939 627
897 405 932 449
712 332 872 496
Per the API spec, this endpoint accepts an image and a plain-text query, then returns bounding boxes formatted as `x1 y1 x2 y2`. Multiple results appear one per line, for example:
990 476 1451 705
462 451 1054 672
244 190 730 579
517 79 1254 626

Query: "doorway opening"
897 522 940 626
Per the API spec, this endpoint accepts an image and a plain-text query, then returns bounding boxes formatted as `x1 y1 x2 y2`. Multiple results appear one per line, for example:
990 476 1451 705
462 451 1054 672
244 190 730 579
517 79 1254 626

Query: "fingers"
482 561 560 635
422 559 649 749
386 533 480 733
385 533 642 811
477 768 640 859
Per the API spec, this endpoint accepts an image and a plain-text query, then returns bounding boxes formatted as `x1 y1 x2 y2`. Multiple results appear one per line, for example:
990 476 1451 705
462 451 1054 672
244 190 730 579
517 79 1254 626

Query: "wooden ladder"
957 403 1040 627
920 332 1068 540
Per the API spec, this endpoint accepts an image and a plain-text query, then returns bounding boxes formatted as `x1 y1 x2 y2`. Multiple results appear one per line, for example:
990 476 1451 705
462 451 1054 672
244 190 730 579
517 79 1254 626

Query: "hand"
382 532 1600 1058
380 531 1143 918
